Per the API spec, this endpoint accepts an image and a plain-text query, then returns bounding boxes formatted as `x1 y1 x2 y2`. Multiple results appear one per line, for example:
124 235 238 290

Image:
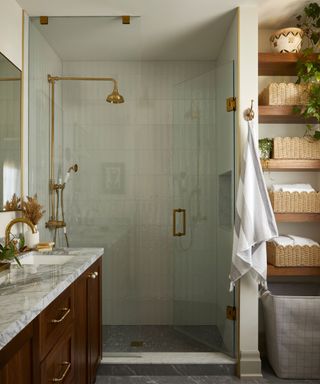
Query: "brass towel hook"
244 99 255 121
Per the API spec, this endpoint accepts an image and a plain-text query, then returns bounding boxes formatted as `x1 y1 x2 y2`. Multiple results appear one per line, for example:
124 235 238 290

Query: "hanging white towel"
230 121 278 290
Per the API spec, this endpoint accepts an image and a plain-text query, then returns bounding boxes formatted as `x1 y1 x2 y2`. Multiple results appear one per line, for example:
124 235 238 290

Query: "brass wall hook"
244 99 255 121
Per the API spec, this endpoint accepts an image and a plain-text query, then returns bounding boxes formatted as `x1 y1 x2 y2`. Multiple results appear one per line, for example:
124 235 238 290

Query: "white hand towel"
230 122 278 290
273 235 319 247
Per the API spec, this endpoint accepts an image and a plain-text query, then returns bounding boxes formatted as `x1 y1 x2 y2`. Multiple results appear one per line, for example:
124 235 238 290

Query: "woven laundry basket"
261 285 320 379
267 241 320 267
269 191 320 213
273 137 320 159
259 83 310 105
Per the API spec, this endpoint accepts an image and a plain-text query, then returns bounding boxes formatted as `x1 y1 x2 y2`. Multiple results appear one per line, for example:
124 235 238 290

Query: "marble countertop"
0 247 103 350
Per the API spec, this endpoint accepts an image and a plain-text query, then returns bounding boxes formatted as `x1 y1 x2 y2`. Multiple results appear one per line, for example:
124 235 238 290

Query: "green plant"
294 49 320 140
0 242 21 267
259 138 273 159
297 2 320 48
295 4 320 139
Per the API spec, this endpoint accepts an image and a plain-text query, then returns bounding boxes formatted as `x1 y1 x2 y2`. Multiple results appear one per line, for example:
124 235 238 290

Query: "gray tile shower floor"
103 325 223 353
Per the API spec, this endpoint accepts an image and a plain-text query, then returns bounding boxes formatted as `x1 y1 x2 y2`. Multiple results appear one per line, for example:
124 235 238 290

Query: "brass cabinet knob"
88 271 98 279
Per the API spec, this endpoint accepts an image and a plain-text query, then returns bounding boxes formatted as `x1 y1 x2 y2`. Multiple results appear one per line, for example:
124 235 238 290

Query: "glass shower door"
215 60 236 356
172 61 235 356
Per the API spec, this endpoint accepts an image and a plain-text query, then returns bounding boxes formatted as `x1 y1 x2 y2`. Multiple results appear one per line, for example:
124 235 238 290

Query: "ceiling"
17 0 308 61
258 0 311 29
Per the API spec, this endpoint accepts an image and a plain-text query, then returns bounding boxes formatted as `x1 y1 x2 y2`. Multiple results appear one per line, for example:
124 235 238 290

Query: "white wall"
216 5 261 377
237 6 260 378
0 0 22 70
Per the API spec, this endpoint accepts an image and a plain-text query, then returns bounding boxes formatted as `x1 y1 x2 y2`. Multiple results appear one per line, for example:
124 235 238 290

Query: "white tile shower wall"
28 21 63 241
61 61 216 324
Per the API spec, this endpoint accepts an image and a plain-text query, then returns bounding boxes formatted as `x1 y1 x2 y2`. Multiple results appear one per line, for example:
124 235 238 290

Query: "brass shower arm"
0 77 20 81
47 74 118 88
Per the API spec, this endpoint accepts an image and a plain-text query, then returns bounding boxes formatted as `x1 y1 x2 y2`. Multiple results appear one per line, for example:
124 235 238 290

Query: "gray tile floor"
103 325 223 353
96 361 320 383
95 376 320 384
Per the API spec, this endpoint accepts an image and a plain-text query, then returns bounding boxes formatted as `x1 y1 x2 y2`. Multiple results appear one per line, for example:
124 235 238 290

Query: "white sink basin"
15 253 74 265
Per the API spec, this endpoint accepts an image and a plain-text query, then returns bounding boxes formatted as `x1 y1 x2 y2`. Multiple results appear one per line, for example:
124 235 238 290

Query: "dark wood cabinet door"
40 324 74 384
0 324 34 384
87 259 102 384
74 273 87 384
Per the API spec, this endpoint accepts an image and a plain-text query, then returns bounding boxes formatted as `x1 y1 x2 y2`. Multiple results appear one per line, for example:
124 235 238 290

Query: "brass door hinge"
40 16 48 25
226 305 236 320
226 97 236 112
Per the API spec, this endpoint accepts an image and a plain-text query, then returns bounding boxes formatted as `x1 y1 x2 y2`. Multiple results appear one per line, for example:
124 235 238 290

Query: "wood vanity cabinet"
0 323 34 384
0 257 102 384
74 259 102 384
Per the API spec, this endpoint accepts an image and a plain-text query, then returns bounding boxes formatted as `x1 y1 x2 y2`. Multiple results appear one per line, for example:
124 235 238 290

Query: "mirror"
0 52 21 210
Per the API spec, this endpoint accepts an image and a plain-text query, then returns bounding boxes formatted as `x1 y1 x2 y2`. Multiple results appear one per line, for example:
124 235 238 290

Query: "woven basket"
269 191 320 213
267 241 320 267
259 83 310 105
273 137 320 159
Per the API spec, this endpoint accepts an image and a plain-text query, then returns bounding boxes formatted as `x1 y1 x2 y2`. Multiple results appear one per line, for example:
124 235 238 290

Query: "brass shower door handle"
173 209 186 237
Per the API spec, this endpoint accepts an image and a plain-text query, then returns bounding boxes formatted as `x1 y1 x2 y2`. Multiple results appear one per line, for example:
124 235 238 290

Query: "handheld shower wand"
46 163 79 247
64 164 78 184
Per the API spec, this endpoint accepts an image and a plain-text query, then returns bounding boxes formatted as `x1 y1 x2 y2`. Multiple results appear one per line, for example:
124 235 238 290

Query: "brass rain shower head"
106 86 125 104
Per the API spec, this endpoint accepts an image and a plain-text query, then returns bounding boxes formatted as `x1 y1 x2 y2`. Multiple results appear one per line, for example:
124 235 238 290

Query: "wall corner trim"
239 349 262 377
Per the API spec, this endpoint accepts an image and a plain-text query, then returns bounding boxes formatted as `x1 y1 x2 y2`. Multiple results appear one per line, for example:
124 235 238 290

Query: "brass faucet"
5 218 36 246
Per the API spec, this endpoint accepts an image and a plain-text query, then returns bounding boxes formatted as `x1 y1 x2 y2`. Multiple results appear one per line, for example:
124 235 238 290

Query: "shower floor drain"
130 341 144 347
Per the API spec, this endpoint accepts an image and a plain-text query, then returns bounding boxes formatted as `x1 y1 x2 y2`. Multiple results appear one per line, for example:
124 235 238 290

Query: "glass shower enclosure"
28 16 236 358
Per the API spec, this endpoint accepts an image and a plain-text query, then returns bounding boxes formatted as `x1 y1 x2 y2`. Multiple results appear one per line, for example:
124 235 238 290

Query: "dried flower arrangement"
21 195 45 226
4 193 21 211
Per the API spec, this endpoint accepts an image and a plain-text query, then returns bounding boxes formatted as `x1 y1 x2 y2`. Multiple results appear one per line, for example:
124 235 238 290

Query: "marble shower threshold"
100 352 236 376
102 352 235 365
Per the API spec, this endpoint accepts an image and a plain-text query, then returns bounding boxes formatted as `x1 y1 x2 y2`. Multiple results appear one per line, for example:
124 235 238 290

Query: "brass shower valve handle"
50 182 66 191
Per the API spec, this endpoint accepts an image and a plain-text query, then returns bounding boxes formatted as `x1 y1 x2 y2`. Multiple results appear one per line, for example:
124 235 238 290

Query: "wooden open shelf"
261 159 320 171
259 105 317 124
259 52 319 76
274 213 320 222
268 264 320 277
259 53 300 76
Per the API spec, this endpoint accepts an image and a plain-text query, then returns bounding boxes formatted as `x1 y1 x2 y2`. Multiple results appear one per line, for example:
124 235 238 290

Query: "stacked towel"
272 235 319 247
271 184 315 193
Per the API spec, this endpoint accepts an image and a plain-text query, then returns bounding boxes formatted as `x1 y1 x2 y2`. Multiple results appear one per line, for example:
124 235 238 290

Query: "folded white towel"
273 235 319 247
271 184 315 193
